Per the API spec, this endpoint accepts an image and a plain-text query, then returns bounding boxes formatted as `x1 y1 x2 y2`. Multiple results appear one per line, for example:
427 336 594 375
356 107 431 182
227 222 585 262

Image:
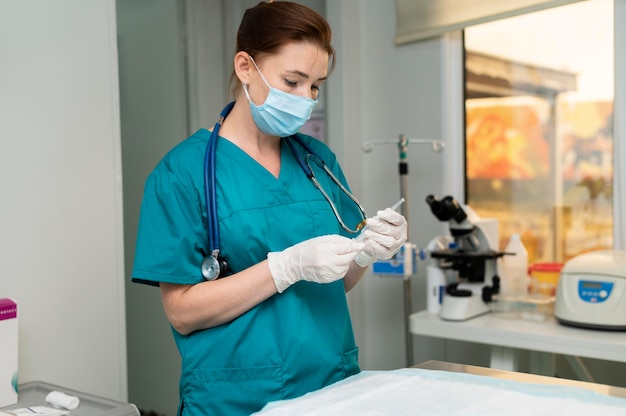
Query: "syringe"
388 197 406 212
356 197 405 241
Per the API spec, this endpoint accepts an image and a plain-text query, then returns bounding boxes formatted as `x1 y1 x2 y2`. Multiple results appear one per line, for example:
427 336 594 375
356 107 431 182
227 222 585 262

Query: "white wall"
0 0 127 401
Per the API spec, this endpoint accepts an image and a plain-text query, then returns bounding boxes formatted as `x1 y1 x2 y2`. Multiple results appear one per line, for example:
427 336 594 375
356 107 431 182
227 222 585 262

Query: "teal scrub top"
132 129 363 415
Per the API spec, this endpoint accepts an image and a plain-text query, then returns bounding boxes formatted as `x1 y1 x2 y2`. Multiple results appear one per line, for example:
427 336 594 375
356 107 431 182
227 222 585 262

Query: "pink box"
0 298 18 407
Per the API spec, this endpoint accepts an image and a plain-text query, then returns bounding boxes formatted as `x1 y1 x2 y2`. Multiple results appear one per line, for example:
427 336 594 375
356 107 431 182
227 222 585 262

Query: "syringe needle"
389 198 405 212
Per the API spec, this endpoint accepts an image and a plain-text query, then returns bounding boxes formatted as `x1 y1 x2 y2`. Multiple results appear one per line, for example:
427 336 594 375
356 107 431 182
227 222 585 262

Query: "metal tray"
1 381 139 416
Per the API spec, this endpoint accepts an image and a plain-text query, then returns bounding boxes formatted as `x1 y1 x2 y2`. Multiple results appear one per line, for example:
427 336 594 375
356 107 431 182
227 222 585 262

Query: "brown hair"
229 1 336 98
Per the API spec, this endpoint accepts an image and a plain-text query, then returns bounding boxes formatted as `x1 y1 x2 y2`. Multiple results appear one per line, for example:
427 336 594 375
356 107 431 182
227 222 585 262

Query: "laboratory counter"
410 309 626 376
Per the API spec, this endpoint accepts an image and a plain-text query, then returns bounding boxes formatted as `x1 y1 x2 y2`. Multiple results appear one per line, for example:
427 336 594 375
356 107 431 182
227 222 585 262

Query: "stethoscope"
201 101 367 280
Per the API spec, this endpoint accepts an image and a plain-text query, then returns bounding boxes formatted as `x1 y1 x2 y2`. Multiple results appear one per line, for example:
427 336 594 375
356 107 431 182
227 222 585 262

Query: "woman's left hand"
354 209 408 267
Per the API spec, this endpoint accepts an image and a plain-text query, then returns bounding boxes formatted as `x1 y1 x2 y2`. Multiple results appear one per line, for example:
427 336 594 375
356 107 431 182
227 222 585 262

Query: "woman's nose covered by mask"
243 56 318 137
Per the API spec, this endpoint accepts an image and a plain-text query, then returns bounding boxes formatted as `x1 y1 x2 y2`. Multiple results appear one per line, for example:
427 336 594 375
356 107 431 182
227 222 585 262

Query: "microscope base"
440 294 490 321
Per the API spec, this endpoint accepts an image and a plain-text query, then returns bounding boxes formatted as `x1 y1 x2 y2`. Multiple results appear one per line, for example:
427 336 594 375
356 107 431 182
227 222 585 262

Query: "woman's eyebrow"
287 69 328 81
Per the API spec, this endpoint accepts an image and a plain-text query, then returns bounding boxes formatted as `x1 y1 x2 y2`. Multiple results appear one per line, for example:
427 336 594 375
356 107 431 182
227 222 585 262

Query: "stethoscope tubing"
205 101 235 257
285 138 367 234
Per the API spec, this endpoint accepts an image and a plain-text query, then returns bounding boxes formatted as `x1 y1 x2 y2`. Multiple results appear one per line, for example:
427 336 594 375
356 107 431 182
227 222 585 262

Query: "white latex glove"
268 234 365 293
354 208 408 267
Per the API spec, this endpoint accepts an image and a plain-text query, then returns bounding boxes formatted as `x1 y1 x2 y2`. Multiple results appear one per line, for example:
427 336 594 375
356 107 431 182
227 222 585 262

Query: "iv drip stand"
362 134 445 367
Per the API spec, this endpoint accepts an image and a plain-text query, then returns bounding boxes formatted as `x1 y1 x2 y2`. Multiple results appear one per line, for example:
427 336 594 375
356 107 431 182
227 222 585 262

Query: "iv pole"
361 134 445 367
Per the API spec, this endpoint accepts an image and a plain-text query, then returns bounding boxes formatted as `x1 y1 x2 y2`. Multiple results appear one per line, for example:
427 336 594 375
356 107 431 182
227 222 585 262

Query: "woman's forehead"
259 42 329 77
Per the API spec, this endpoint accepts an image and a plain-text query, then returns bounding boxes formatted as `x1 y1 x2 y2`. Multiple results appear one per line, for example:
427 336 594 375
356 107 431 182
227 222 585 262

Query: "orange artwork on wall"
466 100 550 179
559 100 613 182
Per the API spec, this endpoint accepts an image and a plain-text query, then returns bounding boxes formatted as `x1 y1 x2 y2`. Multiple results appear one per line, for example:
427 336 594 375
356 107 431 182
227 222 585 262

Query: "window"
464 0 614 263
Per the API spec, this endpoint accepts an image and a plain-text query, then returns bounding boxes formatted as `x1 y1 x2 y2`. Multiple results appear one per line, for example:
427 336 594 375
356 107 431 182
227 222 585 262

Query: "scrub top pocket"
340 346 360 379
183 365 286 416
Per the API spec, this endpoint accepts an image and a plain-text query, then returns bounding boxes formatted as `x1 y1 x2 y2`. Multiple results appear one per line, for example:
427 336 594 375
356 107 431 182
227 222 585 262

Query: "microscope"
425 195 504 321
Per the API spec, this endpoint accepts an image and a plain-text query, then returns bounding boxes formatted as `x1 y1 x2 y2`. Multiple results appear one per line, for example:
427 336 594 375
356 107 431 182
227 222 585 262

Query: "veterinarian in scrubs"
132 2 407 415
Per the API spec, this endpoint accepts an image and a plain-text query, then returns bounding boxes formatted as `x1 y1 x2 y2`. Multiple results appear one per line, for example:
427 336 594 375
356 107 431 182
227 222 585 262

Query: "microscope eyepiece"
425 194 467 223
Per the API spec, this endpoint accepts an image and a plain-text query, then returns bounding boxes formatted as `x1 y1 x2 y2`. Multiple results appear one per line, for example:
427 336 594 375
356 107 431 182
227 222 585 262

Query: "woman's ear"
234 52 252 85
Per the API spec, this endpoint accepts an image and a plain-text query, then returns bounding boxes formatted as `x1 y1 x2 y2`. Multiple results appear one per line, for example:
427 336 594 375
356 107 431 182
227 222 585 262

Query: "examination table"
254 360 626 415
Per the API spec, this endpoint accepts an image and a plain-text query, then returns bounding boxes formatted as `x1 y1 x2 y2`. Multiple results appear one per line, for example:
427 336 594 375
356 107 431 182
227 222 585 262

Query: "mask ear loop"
249 55 272 89
243 55 272 108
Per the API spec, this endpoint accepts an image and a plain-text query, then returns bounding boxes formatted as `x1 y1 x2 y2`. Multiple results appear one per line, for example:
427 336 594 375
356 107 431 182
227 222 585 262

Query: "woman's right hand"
161 235 364 334
267 235 364 293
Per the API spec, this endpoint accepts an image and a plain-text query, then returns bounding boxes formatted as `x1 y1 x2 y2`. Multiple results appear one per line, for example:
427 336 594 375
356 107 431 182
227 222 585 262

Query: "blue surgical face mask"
243 56 318 137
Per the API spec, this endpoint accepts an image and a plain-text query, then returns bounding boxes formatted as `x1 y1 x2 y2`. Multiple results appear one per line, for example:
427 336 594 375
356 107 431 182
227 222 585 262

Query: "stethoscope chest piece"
201 255 221 281
201 253 229 281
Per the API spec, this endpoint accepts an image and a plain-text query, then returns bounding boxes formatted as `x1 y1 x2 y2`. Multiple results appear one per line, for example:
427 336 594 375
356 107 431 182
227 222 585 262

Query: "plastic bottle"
426 265 446 315
501 234 529 296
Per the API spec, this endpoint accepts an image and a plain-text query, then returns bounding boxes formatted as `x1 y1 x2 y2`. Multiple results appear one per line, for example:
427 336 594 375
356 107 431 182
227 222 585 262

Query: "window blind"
395 0 584 45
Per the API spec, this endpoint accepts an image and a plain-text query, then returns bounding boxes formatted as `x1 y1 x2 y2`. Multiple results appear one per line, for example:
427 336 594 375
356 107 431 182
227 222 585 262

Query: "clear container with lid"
528 262 563 296
489 294 521 319
519 294 555 322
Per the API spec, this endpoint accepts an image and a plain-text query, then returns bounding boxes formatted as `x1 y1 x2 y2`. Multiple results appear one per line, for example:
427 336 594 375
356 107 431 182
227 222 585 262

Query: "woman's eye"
285 79 298 87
